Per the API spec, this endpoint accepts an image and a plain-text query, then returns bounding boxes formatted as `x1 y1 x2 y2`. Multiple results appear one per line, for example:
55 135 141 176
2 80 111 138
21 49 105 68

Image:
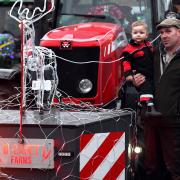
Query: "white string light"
9 0 58 110
51 34 161 65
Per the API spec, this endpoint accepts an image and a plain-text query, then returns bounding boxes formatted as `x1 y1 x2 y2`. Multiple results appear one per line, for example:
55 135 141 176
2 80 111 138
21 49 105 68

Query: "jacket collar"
129 39 148 46
159 43 180 56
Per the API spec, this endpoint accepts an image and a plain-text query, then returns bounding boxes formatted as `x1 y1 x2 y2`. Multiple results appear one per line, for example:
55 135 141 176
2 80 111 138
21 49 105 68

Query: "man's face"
159 27 180 49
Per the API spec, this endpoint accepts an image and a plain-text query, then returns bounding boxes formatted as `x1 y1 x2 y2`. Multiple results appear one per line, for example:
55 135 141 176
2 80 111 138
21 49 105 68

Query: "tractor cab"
51 0 170 39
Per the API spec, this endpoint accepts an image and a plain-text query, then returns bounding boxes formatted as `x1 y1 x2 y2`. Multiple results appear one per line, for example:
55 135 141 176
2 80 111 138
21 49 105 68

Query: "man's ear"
178 29 180 35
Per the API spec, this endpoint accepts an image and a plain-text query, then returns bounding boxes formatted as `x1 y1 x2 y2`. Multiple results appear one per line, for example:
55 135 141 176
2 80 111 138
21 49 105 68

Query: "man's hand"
125 73 145 87
133 73 145 87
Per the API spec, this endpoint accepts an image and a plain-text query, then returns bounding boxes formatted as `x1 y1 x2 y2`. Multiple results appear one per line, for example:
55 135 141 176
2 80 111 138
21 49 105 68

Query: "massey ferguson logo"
60 41 72 49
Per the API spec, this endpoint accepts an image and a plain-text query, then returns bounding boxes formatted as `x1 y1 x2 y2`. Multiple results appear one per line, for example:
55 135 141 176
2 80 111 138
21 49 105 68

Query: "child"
122 20 156 112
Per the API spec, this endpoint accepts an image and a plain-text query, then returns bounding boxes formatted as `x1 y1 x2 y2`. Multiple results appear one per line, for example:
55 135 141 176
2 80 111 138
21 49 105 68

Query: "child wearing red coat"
122 21 155 111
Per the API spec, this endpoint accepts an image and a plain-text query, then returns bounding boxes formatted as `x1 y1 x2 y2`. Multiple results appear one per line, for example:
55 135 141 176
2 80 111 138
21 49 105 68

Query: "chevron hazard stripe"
80 132 125 180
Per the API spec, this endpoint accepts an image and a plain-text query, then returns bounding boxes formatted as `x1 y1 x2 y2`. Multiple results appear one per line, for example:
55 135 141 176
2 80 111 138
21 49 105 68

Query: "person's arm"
122 51 133 79
122 48 145 86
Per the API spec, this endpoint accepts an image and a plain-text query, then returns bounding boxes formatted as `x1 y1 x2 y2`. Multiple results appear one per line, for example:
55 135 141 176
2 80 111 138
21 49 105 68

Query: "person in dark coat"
144 18 180 180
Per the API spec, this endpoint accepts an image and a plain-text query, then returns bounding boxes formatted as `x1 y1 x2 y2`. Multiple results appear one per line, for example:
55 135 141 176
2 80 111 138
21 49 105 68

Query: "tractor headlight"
79 79 93 94
134 146 143 154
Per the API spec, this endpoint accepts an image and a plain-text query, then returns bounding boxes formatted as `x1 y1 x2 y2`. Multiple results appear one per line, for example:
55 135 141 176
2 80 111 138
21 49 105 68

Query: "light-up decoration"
0 33 14 58
9 0 58 110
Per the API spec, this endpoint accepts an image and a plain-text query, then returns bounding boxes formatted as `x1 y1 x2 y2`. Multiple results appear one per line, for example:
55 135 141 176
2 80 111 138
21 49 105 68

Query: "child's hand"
126 75 134 82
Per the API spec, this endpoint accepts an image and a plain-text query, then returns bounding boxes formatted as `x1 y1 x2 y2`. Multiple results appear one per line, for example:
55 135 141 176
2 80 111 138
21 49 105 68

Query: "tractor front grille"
50 46 99 98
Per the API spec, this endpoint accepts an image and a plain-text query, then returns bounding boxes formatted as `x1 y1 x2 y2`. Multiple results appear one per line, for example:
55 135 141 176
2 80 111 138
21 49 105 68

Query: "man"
143 18 180 180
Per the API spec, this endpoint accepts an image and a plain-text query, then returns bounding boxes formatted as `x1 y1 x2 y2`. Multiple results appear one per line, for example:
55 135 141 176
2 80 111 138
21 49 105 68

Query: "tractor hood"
41 22 121 45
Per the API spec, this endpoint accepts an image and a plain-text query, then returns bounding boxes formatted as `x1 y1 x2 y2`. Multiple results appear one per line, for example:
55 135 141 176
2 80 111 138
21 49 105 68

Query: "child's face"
131 25 148 44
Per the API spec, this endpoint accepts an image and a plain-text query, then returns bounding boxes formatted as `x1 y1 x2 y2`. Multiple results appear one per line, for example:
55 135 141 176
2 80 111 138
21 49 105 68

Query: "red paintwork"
40 22 127 106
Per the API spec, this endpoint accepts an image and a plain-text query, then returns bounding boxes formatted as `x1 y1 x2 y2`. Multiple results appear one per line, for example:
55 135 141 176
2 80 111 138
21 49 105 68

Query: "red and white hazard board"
80 132 125 180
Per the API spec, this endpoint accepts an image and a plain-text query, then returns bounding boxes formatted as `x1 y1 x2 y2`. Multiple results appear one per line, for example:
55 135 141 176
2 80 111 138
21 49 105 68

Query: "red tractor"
40 21 127 107
40 0 130 107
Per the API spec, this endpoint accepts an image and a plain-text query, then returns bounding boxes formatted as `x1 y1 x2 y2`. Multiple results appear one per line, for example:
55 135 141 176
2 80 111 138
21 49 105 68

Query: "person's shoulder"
145 40 152 46
176 48 180 58
144 40 154 49
123 43 136 53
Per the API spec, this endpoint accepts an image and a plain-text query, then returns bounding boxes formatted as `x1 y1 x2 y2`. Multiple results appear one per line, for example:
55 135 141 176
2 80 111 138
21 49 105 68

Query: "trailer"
0 109 136 180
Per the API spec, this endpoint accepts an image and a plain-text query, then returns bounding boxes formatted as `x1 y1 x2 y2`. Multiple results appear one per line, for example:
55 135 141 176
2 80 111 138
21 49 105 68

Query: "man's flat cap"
156 18 180 30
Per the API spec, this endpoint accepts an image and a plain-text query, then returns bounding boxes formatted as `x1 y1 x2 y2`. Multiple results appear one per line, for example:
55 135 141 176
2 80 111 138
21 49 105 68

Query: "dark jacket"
122 39 154 79
156 48 180 118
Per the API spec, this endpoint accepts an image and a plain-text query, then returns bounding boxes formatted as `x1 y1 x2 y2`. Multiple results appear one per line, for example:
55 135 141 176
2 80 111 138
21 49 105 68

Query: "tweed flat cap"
156 18 180 30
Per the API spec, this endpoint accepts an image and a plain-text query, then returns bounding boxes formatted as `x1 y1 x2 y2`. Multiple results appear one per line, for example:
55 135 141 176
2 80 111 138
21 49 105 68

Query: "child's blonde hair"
131 20 148 33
